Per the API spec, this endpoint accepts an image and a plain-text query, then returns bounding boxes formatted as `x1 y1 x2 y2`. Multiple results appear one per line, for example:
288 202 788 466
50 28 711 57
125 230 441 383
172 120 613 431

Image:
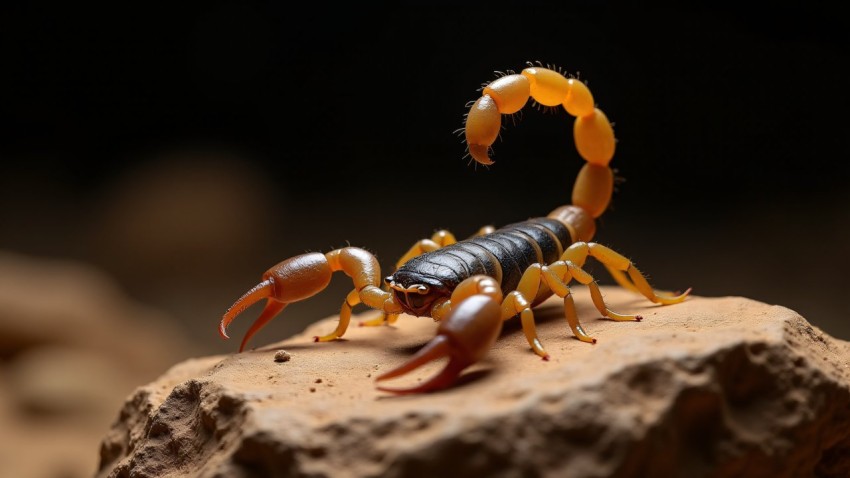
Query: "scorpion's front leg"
219 247 402 351
376 276 503 394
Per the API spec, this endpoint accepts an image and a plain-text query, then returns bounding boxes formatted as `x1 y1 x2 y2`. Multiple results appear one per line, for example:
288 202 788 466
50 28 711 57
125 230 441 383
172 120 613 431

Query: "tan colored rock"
97 288 850 478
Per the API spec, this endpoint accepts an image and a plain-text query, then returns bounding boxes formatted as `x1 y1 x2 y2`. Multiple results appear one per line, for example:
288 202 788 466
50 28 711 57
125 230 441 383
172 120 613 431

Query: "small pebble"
274 350 291 363
309 387 316 393
315 378 323 384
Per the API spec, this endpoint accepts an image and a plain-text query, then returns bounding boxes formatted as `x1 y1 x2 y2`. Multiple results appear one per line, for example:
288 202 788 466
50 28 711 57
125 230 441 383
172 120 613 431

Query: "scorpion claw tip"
542 354 551 361
219 323 230 340
468 144 494 166
591 338 598 344
373 336 472 394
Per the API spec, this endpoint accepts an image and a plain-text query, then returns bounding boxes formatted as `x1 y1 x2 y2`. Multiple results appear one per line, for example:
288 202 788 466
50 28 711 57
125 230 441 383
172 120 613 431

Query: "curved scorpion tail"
464 63 617 242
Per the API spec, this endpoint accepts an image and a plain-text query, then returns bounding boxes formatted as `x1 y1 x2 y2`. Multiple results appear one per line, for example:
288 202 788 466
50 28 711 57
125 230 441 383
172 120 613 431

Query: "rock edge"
97 289 850 478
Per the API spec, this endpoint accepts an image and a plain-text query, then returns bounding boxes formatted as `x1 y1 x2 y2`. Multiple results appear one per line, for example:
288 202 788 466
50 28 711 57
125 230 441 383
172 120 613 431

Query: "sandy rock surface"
98 288 850 478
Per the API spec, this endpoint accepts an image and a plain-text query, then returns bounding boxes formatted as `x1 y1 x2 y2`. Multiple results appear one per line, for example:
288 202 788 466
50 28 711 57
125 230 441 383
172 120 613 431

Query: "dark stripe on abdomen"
467 236 524 292
524 218 573 251
483 232 539 289
499 222 561 264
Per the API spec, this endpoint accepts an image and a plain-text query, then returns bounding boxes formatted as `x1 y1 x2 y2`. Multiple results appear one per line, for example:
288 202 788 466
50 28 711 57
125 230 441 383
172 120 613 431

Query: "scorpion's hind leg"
562 242 691 305
603 265 681 299
504 260 642 359
220 248 402 351
548 260 643 322
376 276 503 394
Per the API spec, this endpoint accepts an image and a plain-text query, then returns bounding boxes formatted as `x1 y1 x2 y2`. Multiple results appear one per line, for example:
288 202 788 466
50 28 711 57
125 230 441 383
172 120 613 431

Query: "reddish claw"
220 253 332 352
376 294 503 394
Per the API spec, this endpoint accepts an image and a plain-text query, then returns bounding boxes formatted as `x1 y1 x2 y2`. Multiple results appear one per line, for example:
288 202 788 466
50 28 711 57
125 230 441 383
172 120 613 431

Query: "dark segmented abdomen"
396 217 573 294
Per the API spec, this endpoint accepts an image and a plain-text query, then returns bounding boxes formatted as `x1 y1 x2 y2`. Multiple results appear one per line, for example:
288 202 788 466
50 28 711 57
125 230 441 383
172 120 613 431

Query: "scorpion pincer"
219 63 691 394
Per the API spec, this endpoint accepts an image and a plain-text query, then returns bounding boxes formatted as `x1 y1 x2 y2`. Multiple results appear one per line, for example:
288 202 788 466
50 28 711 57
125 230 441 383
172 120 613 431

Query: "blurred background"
1 3 849 476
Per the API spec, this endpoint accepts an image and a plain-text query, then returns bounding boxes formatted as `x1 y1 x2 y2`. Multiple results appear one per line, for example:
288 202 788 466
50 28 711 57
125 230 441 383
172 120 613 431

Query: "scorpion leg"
220 248 402 351
504 260 642 359
394 230 458 268
376 276 502 394
601 266 680 299
473 225 496 236
314 290 359 342
561 242 691 304
546 261 642 322
603 265 642 294
502 264 551 359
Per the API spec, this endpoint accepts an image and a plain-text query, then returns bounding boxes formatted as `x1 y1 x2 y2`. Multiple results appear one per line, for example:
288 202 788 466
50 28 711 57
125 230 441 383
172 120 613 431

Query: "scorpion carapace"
219 63 691 394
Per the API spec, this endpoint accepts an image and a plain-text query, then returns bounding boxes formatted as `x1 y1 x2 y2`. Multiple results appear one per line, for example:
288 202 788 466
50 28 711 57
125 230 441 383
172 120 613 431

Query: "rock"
97 288 850 478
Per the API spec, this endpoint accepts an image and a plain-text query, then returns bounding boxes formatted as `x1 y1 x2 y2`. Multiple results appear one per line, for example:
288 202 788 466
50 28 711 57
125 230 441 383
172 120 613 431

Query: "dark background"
2 3 848 352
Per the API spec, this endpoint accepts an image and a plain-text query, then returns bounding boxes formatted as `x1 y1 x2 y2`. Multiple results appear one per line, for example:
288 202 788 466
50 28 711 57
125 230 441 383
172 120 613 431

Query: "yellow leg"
603 265 679 298
472 225 495 237
545 263 610 344
502 264 550 359
504 258 644 358
315 289 359 342
395 229 458 269
359 313 400 327
503 288 550 360
561 242 691 305
604 264 641 293
546 260 641 322
312 248 403 341
562 288 595 344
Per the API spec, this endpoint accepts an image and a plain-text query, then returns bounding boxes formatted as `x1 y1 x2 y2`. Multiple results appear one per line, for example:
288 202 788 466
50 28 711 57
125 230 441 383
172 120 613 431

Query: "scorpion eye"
384 275 394 284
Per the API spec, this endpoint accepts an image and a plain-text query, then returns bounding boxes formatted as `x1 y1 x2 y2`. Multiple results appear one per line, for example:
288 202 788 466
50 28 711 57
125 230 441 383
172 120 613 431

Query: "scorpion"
219 63 690 394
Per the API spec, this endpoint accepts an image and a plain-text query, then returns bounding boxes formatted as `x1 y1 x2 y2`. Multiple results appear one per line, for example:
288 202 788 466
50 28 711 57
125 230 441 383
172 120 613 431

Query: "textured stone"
97 288 850 478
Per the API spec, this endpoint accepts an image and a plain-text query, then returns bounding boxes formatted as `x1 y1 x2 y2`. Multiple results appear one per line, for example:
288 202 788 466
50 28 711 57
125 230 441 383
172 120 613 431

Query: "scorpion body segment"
220 63 691 394
388 218 572 317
